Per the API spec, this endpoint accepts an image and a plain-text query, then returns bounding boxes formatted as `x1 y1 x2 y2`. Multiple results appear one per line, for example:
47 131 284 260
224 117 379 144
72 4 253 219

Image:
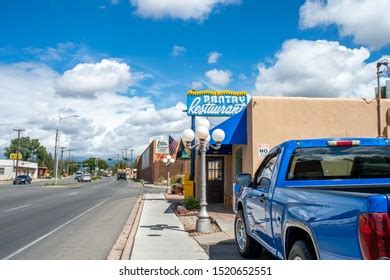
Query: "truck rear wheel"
235 210 262 258
288 240 315 260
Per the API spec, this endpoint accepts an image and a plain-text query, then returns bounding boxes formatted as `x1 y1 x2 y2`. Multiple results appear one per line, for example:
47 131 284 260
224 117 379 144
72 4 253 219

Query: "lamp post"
376 59 389 137
55 114 79 185
181 118 225 233
163 155 175 187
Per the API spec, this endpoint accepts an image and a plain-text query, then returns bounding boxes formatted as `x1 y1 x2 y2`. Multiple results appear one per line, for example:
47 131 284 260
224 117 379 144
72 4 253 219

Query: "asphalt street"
0 177 155 260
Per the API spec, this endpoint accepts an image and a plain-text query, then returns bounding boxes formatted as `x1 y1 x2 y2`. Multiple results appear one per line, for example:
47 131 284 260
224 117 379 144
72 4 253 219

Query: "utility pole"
124 148 129 169
13 128 25 178
54 129 58 179
67 150 71 175
59 147 66 178
130 149 134 167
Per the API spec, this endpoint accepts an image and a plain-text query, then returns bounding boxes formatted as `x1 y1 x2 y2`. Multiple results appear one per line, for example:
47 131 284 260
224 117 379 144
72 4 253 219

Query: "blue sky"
0 0 389 156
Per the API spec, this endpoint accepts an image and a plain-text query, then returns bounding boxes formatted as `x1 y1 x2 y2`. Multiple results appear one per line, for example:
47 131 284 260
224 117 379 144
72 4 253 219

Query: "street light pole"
182 118 225 233
54 114 79 185
376 60 389 137
163 155 175 187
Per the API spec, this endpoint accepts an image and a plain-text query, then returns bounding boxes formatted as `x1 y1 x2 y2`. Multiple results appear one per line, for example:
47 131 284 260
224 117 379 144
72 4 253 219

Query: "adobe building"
194 96 390 208
137 139 190 184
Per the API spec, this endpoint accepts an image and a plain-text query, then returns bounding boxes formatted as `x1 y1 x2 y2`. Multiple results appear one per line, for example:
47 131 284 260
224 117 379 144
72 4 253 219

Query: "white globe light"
167 155 172 160
196 118 210 129
212 129 225 143
182 129 195 143
196 125 209 140
169 158 175 164
162 158 168 164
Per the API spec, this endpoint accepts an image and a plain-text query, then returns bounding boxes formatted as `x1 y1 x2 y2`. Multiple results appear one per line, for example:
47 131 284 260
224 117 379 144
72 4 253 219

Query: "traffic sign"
10 153 22 160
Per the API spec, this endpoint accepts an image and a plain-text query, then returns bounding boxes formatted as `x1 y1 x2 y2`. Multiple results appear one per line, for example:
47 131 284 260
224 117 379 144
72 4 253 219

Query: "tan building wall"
195 96 390 207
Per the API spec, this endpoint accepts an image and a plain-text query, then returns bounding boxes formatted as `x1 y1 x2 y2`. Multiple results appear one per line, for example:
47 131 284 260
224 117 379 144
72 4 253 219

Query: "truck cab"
235 138 390 260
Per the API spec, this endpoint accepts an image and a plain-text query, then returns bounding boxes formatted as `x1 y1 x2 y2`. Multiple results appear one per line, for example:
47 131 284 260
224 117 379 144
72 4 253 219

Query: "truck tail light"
327 140 361 147
358 213 390 260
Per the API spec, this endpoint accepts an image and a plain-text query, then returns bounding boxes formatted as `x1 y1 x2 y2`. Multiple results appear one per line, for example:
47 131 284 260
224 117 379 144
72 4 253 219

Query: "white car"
79 173 92 182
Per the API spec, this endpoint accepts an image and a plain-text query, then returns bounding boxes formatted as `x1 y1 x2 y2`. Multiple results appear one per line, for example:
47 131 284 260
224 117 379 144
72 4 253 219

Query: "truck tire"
235 209 262 258
288 240 315 260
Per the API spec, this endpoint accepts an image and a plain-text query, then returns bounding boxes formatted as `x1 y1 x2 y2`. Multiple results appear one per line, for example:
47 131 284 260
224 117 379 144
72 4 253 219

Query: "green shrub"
183 197 200 210
92 176 102 180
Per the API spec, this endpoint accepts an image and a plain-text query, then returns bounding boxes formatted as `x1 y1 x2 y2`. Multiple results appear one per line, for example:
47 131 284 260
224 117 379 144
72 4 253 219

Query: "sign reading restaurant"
187 90 248 117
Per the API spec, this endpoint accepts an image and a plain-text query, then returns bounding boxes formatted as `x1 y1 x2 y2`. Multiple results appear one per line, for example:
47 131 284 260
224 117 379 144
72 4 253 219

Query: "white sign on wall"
156 141 169 154
258 144 270 158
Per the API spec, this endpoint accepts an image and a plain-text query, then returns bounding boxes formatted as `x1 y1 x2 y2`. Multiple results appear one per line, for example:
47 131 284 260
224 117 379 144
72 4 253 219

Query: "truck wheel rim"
236 218 246 250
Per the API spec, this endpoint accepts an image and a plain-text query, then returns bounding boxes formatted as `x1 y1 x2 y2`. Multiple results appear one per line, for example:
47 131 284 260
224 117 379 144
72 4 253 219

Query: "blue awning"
210 108 247 145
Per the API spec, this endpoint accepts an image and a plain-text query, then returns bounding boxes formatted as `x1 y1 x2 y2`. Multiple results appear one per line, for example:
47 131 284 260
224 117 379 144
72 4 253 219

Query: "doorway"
206 157 224 203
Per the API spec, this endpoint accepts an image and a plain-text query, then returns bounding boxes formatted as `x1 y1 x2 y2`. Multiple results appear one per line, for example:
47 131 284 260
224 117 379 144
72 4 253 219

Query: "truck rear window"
287 146 390 180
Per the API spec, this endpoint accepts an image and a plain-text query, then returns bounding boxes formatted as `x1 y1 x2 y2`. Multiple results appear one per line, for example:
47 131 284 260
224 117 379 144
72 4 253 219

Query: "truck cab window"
256 155 277 185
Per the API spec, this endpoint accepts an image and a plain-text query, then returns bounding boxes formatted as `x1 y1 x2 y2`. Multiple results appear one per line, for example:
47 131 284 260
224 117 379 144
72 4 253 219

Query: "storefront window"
235 148 242 175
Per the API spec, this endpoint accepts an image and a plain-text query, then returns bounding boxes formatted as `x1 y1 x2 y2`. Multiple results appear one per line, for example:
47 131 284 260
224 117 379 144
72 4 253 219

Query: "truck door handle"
259 194 266 203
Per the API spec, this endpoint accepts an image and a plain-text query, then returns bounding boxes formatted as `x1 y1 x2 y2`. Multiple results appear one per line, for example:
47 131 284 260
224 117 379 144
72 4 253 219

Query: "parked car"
13 175 32 185
235 138 390 260
79 173 92 182
117 171 127 180
75 171 83 182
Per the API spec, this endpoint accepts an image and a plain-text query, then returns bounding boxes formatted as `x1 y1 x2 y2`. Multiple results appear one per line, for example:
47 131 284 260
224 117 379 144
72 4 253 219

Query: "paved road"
0 177 151 260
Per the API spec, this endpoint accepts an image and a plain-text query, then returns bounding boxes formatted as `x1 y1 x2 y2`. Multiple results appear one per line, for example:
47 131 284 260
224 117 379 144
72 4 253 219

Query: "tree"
82 158 108 172
113 161 126 174
4 137 53 170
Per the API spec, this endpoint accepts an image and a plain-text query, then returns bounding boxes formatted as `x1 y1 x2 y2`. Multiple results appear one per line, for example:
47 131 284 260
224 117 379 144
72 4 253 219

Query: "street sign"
10 153 22 160
187 90 248 117
258 144 270 159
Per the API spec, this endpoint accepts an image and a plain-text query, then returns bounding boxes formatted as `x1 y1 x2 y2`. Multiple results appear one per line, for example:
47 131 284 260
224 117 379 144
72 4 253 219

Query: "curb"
106 194 145 260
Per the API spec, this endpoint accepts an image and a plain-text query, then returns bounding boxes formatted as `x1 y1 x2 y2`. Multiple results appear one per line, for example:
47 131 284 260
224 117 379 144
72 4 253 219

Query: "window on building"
207 159 223 181
235 148 243 175
0 168 4 175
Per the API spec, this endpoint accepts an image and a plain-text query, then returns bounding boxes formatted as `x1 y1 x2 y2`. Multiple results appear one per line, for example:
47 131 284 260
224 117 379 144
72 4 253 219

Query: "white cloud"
255 39 387 98
191 81 204 90
205 69 232 87
0 61 190 158
171 45 187 56
208 51 222 64
130 0 241 21
299 0 390 49
55 59 133 98
238 73 247 80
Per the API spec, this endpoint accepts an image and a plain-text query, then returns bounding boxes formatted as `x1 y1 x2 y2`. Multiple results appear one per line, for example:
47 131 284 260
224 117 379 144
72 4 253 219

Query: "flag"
169 135 179 155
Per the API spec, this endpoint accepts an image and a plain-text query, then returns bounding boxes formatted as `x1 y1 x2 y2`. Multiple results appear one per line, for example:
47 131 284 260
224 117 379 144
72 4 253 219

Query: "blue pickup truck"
235 138 390 260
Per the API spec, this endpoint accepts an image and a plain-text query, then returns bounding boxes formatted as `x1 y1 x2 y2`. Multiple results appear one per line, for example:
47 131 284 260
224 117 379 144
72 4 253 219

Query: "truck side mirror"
236 173 252 188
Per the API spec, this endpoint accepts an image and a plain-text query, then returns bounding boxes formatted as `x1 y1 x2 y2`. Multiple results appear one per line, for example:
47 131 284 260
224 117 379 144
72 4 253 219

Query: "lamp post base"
196 217 211 233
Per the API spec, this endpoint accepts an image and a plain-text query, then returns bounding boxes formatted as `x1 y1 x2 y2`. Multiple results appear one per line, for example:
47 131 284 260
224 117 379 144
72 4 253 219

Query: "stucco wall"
248 96 390 174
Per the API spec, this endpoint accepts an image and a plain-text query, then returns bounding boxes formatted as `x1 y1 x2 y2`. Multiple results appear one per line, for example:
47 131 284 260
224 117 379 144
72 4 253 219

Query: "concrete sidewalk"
130 193 208 260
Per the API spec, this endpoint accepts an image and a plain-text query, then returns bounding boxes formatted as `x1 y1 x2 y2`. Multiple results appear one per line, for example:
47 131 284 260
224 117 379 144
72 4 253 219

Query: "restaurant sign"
156 140 169 154
187 90 248 117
